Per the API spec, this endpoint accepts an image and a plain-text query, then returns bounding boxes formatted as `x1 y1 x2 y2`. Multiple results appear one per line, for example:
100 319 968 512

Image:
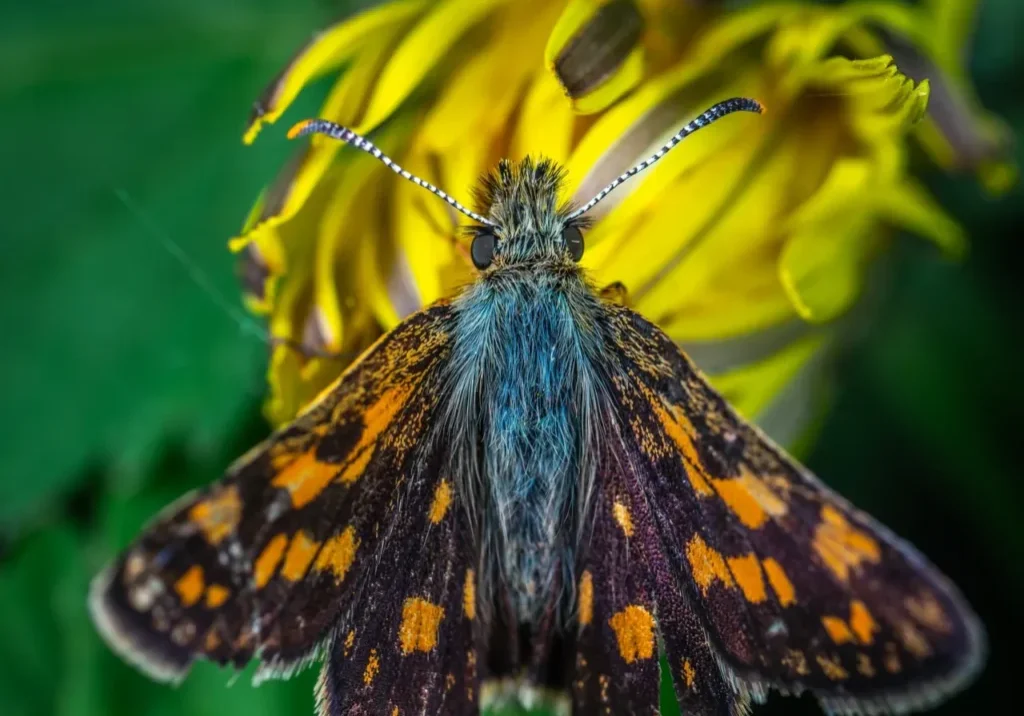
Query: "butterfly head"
468 157 584 271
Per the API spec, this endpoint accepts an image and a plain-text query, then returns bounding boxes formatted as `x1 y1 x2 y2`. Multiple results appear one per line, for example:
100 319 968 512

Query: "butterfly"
90 97 985 716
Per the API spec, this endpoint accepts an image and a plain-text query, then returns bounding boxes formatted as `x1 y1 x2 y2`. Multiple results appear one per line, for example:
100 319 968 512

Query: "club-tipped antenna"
288 119 496 227
566 97 764 221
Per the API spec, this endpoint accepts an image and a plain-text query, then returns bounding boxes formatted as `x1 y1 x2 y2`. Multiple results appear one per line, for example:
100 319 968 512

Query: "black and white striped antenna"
565 97 764 221
288 119 496 227
288 97 762 227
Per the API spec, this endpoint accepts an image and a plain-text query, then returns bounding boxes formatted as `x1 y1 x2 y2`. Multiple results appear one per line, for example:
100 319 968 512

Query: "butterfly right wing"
90 299 480 713
580 303 985 715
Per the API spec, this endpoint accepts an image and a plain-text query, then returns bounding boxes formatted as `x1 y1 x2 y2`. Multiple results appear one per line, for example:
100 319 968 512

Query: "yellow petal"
312 139 402 354
513 70 577 165
232 14 425 254
393 152 474 313
228 144 340 252
571 47 644 114
709 333 826 425
418 0 561 155
879 179 966 259
545 0 645 112
778 159 877 324
243 0 428 144
358 0 506 132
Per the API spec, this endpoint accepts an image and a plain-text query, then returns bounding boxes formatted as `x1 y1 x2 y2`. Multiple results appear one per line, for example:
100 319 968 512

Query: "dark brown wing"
90 300 480 714
569 433 662 715
583 303 985 715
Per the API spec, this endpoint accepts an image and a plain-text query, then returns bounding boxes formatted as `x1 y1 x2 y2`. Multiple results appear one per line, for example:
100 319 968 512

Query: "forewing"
89 300 478 699
601 304 985 714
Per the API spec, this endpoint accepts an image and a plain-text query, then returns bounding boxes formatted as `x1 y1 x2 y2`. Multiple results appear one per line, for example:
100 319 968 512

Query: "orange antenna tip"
287 119 315 140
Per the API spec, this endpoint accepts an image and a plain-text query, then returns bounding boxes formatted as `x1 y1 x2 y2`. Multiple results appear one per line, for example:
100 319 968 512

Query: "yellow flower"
234 0 1012 443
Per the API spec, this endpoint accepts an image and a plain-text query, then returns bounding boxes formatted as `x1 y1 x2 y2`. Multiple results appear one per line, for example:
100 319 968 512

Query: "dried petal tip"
286 119 317 140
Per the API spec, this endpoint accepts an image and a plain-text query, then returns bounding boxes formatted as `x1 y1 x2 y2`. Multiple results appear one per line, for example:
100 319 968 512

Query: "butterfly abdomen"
445 268 606 629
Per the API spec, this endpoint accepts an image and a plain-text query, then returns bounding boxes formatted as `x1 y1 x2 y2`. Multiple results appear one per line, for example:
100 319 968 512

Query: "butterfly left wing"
90 300 480 714
583 303 985 715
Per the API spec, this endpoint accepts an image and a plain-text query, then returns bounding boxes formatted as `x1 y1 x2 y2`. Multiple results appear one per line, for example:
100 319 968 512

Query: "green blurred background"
1 0 1021 714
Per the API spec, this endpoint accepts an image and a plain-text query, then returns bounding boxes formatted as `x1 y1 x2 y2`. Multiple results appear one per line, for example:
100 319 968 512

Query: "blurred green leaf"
0 0 331 534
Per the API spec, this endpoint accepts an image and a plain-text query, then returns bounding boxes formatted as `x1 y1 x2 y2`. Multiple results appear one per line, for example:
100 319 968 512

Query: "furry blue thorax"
443 158 607 622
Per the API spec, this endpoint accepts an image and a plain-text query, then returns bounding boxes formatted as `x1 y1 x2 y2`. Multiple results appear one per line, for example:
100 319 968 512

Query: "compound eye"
562 224 584 262
471 230 496 269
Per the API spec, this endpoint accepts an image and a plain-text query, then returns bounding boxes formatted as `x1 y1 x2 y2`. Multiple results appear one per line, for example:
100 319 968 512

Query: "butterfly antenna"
288 119 496 227
566 97 765 220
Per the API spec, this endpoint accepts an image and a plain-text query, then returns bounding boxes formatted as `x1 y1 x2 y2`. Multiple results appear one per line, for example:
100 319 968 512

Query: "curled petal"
243 0 428 144
882 31 1014 191
546 0 645 112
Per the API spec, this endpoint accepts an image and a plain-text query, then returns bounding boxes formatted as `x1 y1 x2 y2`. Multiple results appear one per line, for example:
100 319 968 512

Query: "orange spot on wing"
579 571 594 626
271 452 337 509
429 480 453 524
823 600 878 646
203 629 221 651
727 553 767 603
338 384 414 485
653 402 714 496
174 566 205 607
281 530 320 582
344 629 355 657
205 584 230 608
884 642 902 673
399 597 444 654
463 569 476 620
857 653 876 677
906 590 952 633
188 486 242 544
363 648 380 685
711 469 787 529
337 448 373 485
612 499 634 537
816 653 849 680
254 534 288 588
812 506 881 582
686 534 734 593
608 605 655 663
314 526 359 583
897 620 932 658
682 658 696 688
783 649 809 675
762 558 796 607
849 600 878 645
822 616 855 644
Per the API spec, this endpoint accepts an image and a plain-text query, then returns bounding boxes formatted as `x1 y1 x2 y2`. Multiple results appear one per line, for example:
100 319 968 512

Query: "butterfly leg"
599 281 629 306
